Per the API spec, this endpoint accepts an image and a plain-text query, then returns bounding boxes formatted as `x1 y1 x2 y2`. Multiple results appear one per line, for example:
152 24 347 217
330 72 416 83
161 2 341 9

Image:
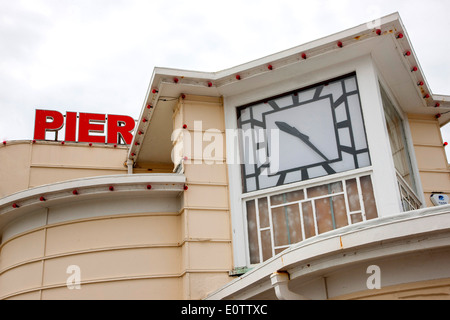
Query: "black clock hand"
275 121 329 161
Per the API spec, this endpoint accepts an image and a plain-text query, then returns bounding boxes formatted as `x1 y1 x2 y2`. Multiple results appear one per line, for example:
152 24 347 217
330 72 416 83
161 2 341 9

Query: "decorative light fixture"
109 186 115 191
268 65 273 70
89 143 93 147
12 203 19 208
184 185 189 191
61 141 65 145
152 89 159 94
40 196 46 202
301 53 307 59
337 41 343 48
404 51 411 57
73 190 79 195
236 75 241 80
181 94 186 99
208 82 213 87
147 185 152 190
435 103 441 108
424 94 430 99
147 104 153 109
396 33 404 39
143 118 148 123
183 124 188 129
376 29 382 36
435 114 442 119
444 142 448 147
411 66 418 72
174 78 179 83
2 141 6 145
417 81 424 86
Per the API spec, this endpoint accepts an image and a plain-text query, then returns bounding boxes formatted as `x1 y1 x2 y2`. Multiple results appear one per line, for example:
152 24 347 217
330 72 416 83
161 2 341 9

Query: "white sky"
0 0 449 159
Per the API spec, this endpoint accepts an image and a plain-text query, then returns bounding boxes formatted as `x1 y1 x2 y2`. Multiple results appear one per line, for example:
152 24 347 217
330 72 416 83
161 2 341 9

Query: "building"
0 12 449 300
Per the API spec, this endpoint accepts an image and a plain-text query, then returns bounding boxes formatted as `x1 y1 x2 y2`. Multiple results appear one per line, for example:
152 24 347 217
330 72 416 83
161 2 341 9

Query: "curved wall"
0 175 193 300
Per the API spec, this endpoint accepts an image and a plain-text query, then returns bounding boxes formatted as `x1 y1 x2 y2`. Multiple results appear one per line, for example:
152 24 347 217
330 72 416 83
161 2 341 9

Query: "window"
380 85 421 211
237 74 378 265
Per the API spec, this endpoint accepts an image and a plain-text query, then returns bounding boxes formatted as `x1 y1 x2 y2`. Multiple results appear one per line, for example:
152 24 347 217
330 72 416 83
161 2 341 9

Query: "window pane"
246 200 260 264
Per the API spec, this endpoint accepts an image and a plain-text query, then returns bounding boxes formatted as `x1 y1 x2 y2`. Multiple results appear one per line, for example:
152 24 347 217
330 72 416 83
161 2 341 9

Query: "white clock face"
238 73 371 193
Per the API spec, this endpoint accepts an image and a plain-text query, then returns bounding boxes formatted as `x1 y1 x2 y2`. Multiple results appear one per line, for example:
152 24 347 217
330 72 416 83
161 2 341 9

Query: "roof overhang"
129 12 450 165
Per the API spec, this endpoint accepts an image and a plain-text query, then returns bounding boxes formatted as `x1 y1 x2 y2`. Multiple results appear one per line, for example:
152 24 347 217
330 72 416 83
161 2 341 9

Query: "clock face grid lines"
237 73 371 193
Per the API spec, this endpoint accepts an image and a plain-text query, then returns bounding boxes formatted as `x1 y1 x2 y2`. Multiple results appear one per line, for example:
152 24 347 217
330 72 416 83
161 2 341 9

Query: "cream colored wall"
408 114 450 207
174 95 234 299
334 278 450 300
0 212 183 300
0 141 128 198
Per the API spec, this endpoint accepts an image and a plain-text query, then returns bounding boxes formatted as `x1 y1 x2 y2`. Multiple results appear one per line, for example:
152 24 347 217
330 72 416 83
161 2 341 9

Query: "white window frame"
376 74 425 211
225 55 405 268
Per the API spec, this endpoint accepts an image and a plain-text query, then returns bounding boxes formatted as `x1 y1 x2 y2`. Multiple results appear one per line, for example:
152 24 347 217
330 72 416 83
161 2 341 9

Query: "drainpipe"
127 159 134 174
270 272 310 300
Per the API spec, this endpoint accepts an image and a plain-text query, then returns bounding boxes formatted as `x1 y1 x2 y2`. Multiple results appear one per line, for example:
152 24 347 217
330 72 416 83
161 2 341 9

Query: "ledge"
0 174 186 233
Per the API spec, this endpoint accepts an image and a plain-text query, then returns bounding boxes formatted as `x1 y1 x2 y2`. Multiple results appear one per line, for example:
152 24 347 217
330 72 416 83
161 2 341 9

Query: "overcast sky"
0 0 449 158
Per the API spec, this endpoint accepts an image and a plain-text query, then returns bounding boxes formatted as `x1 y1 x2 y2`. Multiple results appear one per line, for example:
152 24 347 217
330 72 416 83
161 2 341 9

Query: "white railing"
396 172 422 212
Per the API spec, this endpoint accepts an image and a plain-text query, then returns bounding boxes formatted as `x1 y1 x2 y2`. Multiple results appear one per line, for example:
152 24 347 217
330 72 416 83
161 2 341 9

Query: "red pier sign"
34 109 136 145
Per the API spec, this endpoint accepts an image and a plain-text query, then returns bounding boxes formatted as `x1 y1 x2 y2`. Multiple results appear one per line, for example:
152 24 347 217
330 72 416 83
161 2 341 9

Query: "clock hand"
275 121 329 161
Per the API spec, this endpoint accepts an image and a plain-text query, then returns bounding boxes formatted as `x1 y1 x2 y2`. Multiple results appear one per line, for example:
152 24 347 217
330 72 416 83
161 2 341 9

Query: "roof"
129 12 450 165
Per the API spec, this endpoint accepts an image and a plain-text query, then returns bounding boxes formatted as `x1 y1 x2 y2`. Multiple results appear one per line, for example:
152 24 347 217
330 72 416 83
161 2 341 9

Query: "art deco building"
1 13 449 300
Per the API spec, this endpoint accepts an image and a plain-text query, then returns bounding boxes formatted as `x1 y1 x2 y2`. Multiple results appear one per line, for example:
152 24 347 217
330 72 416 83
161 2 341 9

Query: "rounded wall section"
0 174 186 300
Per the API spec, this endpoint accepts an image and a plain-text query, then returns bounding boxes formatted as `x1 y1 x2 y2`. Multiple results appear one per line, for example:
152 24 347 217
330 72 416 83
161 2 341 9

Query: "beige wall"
0 212 183 299
0 95 234 300
408 114 450 207
335 278 450 300
0 141 128 198
174 95 234 299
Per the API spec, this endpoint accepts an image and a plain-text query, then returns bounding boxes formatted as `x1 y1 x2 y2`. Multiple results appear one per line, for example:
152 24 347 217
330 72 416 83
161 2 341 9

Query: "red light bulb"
109 186 115 191
396 33 404 39
404 51 411 57
208 82 213 87
174 78 179 83
40 196 46 202
236 75 241 80
301 53 307 59
337 41 343 48
268 65 273 70
73 190 79 195
376 29 382 36
147 185 152 190
411 66 418 72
